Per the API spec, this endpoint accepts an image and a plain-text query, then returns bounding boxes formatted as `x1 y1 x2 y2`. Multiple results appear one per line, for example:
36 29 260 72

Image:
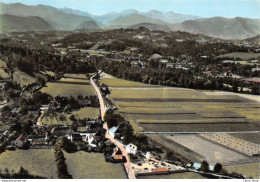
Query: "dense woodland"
0 29 259 95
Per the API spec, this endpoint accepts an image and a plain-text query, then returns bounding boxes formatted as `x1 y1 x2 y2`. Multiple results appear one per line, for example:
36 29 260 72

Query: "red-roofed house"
13 135 28 148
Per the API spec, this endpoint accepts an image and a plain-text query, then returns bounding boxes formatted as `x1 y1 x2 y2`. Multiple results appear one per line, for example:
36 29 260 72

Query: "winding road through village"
90 73 136 179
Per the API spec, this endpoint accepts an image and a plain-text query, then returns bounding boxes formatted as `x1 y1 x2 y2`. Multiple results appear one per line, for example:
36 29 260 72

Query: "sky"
1 0 259 18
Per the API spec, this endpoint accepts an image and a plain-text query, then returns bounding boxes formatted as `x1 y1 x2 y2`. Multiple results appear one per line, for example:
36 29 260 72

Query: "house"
146 152 151 160
125 143 137 155
67 133 83 142
108 124 125 139
88 134 97 147
94 129 106 142
112 147 123 162
13 135 27 148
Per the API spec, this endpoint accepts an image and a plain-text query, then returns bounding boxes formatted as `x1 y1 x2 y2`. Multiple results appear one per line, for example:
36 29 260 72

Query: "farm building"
108 124 125 139
13 135 28 148
152 168 168 173
88 134 98 147
67 133 83 142
112 147 123 162
126 143 137 155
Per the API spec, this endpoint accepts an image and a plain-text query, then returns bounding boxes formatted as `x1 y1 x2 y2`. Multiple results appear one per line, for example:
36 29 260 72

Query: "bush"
213 163 223 174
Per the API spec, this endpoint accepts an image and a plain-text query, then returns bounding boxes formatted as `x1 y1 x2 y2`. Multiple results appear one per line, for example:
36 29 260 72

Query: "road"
104 123 136 179
90 74 106 121
90 74 136 179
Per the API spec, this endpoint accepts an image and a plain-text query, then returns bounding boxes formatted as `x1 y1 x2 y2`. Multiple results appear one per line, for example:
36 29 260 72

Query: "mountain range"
0 2 259 40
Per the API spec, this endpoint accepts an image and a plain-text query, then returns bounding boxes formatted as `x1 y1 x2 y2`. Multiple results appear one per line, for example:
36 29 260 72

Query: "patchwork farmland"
100 74 260 168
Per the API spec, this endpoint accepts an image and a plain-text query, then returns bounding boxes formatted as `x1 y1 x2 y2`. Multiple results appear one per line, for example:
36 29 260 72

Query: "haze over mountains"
0 2 259 39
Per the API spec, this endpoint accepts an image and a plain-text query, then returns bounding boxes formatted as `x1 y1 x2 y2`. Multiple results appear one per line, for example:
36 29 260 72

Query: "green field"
13 69 37 87
225 162 260 179
63 151 126 179
41 78 95 98
0 149 58 178
64 73 88 79
66 107 99 120
100 76 157 87
0 68 8 79
104 86 260 132
41 114 72 126
139 172 207 179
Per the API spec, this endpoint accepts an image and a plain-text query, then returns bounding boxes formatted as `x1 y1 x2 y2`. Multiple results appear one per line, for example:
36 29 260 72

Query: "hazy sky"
1 0 260 18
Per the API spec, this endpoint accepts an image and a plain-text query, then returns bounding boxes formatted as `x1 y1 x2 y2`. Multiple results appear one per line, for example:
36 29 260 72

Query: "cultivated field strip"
200 134 260 156
166 134 253 165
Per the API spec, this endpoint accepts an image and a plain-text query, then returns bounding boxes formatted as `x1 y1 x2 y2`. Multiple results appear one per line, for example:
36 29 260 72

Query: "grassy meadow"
0 149 58 178
41 78 95 98
63 151 126 179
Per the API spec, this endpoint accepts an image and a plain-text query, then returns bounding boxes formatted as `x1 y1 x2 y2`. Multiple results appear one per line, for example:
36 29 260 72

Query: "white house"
13 135 27 148
88 134 97 147
125 143 137 155
146 152 151 160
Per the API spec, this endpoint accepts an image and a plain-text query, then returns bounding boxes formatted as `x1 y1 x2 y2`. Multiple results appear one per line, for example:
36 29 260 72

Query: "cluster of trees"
97 59 259 94
0 39 96 76
20 91 53 114
59 137 77 153
54 143 72 179
0 167 45 179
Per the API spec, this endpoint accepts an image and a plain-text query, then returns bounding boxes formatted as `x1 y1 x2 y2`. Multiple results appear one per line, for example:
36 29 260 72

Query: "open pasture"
66 107 99 120
64 73 88 79
100 73 156 87
0 149 58 178
41 77 95 98
13 69 37 87
63 151 126 179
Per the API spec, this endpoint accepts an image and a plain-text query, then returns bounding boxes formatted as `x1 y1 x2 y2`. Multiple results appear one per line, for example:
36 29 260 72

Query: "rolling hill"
0 2 96 30
0 14 54 33
75 21 101 30
127 23 170 31
171 17 260 39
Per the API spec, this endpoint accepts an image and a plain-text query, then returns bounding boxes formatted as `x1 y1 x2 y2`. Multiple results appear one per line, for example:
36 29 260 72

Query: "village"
0 29 259 179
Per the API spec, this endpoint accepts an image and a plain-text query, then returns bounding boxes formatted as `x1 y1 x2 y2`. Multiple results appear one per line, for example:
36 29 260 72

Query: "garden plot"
0 149 58 178
63 151 126 179
166 134 252 165
200 134 260 156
